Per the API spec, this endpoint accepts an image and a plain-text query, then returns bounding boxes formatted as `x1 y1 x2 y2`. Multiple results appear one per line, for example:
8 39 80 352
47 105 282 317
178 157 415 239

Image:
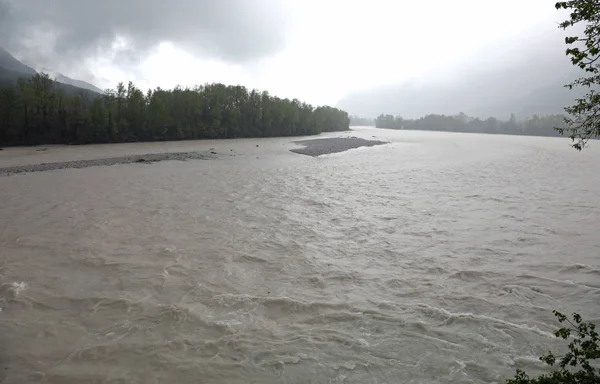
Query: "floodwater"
0 127 599 383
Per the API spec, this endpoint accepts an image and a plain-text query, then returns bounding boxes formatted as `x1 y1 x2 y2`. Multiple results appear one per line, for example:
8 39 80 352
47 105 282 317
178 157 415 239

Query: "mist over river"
0 127 598 383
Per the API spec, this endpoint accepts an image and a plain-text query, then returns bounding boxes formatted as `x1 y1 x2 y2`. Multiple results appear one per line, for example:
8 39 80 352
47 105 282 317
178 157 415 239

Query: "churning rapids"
0 128 599 384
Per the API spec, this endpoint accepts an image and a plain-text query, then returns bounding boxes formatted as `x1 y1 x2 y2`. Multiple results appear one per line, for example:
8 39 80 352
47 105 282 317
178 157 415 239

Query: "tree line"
0 73 350 146
375 112 565 137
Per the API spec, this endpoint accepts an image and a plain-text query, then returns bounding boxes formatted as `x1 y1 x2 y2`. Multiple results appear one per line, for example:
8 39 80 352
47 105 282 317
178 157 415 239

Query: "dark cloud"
0 0 288 68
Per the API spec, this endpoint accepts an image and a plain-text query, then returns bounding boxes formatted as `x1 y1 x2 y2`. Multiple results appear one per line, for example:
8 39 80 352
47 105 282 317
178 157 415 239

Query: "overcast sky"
0 0 569 106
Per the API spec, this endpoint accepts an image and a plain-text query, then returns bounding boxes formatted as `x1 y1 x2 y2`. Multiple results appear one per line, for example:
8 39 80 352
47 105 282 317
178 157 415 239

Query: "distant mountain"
337 43 585 120
0 47 37 76
337 70 581 120
53 72 104 93
0 66 29 86
0 47 102 96
469 81 577 119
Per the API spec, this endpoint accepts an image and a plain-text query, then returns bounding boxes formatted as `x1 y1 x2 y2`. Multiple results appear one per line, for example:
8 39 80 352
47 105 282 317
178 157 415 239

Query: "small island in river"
290 137 388 157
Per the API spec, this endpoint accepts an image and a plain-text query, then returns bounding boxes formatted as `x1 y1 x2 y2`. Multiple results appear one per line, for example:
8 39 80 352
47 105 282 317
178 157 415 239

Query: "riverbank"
0 133 391 175
0 151 216 176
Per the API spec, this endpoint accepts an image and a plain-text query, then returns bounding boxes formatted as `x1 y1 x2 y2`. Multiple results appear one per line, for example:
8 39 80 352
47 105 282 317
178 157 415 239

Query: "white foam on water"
416 303 556 339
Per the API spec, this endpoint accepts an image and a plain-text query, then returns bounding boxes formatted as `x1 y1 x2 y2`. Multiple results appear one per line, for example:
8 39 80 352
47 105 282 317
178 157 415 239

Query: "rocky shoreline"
0 151 216 176
290 137 388 157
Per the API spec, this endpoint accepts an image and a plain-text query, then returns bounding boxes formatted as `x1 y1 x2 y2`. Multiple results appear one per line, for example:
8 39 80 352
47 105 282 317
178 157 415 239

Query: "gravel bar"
0 151 216 176
290 137 388 157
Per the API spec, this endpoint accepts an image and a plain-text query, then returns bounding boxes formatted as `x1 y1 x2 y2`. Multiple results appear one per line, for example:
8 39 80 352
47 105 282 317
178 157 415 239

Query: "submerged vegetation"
0 73 350 146
375 113 565 137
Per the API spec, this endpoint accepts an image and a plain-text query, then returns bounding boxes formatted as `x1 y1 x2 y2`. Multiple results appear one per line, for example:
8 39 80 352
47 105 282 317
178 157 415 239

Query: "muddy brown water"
0 128 598 383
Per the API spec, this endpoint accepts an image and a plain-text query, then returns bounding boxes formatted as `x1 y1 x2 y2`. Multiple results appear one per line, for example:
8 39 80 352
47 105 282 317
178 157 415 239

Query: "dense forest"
0 73 350 146
375 112 565 137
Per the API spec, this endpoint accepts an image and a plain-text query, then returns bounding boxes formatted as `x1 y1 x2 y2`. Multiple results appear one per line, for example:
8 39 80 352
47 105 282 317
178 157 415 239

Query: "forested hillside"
0 73 350 146
0 47 37 77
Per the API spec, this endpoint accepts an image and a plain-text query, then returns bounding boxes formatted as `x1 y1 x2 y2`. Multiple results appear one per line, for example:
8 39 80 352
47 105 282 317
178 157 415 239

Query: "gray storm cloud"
0 0 288 68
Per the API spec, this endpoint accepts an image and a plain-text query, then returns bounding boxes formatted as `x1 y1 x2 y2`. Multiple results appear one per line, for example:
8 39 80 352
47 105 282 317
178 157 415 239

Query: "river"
0 127 598 383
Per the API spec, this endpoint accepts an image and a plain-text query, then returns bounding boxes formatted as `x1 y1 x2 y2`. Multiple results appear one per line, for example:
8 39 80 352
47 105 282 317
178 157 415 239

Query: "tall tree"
0 74 351 147
556 1 600 149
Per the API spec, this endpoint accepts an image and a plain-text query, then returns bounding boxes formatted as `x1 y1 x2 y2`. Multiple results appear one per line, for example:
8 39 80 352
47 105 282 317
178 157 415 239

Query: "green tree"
0 73 350 147
0 87 19 144
555 1 600 150
374 112 565 136
508 7 600 381
506 311 599 384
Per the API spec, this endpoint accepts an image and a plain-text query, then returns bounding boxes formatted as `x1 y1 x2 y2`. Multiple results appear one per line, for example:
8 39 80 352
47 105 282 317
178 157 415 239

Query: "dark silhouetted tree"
0 75 350 146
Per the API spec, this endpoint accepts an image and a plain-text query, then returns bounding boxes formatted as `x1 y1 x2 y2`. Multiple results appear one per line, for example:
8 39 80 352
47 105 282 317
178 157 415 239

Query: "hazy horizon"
0 0 578 111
